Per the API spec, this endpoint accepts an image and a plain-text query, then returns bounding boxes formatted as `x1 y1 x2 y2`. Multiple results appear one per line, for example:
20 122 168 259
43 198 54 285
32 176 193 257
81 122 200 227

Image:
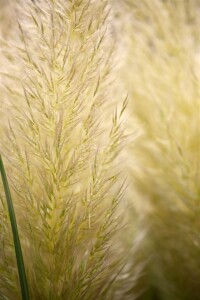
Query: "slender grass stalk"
0 154 30 300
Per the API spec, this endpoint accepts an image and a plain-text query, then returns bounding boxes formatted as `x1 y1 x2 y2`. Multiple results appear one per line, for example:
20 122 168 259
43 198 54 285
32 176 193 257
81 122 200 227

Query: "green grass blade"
0 154 30 300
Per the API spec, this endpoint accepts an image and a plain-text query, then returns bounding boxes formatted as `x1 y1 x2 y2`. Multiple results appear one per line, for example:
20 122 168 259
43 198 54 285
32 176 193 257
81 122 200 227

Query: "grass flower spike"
3 0 200 299
0 0 128 299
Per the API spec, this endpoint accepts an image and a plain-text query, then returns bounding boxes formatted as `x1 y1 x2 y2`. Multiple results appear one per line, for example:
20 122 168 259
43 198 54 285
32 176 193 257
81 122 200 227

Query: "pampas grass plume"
0 1 133 299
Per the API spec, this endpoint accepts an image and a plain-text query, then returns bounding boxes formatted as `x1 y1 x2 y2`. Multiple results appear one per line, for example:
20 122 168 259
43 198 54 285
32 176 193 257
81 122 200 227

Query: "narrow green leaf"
0 154 30 300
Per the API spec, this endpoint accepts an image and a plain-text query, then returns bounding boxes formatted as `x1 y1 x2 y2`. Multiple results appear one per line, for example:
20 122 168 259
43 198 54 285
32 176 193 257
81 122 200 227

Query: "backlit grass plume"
123 0 200 299
4 0 200 299
0 0 129 299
